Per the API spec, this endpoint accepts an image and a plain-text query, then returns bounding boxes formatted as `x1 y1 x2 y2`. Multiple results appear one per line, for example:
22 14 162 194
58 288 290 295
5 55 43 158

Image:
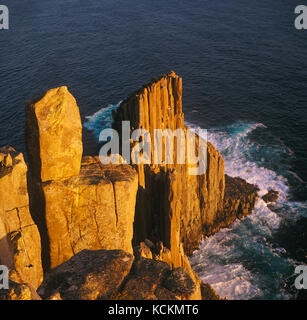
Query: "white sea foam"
187 120 303 300
83 101 121 139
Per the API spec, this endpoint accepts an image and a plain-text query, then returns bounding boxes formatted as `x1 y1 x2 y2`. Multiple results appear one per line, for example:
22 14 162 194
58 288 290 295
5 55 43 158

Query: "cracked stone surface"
0 146 43 288
39 156 138 269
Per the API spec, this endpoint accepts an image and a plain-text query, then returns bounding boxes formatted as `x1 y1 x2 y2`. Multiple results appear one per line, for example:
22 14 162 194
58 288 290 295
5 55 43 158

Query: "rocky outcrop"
38 249 216 300
262 189 279 203
111 72 261 301
1 73 258 301
25 88 138 270
0 280 42 300
112 71 225 258
39 157 138 269
207 174 259 234
0 147 43 289
25 86 83 182
118 258 199 300
38 249 134 300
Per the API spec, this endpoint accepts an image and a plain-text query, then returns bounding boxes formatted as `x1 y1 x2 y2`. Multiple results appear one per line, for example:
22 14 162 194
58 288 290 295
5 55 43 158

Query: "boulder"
115 257 203 300
38 249 134 300
0 147 43 289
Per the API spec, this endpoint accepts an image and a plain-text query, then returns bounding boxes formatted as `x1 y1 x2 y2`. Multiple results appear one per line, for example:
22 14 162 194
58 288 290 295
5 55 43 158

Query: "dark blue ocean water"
1 0 307 299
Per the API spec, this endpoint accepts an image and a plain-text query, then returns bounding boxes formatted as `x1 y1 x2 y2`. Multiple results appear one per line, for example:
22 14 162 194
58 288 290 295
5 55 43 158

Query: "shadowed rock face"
207 174 260 234
0 147 43 289
38 249 134 300
38 250 215 300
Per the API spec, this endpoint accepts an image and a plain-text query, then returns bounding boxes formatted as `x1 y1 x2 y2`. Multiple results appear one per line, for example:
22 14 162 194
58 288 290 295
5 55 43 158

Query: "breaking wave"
188 120 306 300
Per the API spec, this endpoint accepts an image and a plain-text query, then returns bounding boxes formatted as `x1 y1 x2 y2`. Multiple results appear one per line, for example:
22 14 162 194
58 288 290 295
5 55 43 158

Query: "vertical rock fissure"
111 181 119 227
15 207 32 267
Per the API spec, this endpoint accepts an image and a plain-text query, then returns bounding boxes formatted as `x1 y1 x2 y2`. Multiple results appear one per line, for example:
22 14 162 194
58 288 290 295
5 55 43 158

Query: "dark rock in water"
223 174 259 219
262 189 279 203
204 174 259 235
37 249 134 300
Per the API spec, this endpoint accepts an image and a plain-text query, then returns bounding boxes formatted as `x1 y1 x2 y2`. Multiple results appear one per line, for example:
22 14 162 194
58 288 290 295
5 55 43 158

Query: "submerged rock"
262 189 279 203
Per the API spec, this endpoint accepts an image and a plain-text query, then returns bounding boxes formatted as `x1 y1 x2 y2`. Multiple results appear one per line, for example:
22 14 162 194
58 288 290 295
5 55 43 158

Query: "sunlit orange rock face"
25 87 138 270
25 86 83 182
14 72 258 300
113 71 225 259
0 147 43 289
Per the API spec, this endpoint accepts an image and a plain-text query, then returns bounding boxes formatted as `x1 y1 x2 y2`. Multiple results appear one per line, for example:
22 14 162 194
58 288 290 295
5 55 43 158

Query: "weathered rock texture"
25 86 83 182
262 189 279 203
0 147 43 289
111 72 261 301
118 258 199 300
38 249 218 300
40 157 138 269
25 88 138 270
211 174 259 234
38 249 134 300
112 71 225 258
0 280 42 300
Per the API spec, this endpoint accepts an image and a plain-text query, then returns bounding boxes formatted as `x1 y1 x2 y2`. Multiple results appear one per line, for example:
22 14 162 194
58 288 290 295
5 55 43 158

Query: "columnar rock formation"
0 72 261 300
112 71 225 257
25 86 83 182
0 147 43 288
25 87 138 270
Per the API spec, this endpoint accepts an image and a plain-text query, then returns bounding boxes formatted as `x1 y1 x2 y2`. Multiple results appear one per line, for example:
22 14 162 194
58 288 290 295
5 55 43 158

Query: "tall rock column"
25 86 83 182
0 147 43 288
112 71 225 255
